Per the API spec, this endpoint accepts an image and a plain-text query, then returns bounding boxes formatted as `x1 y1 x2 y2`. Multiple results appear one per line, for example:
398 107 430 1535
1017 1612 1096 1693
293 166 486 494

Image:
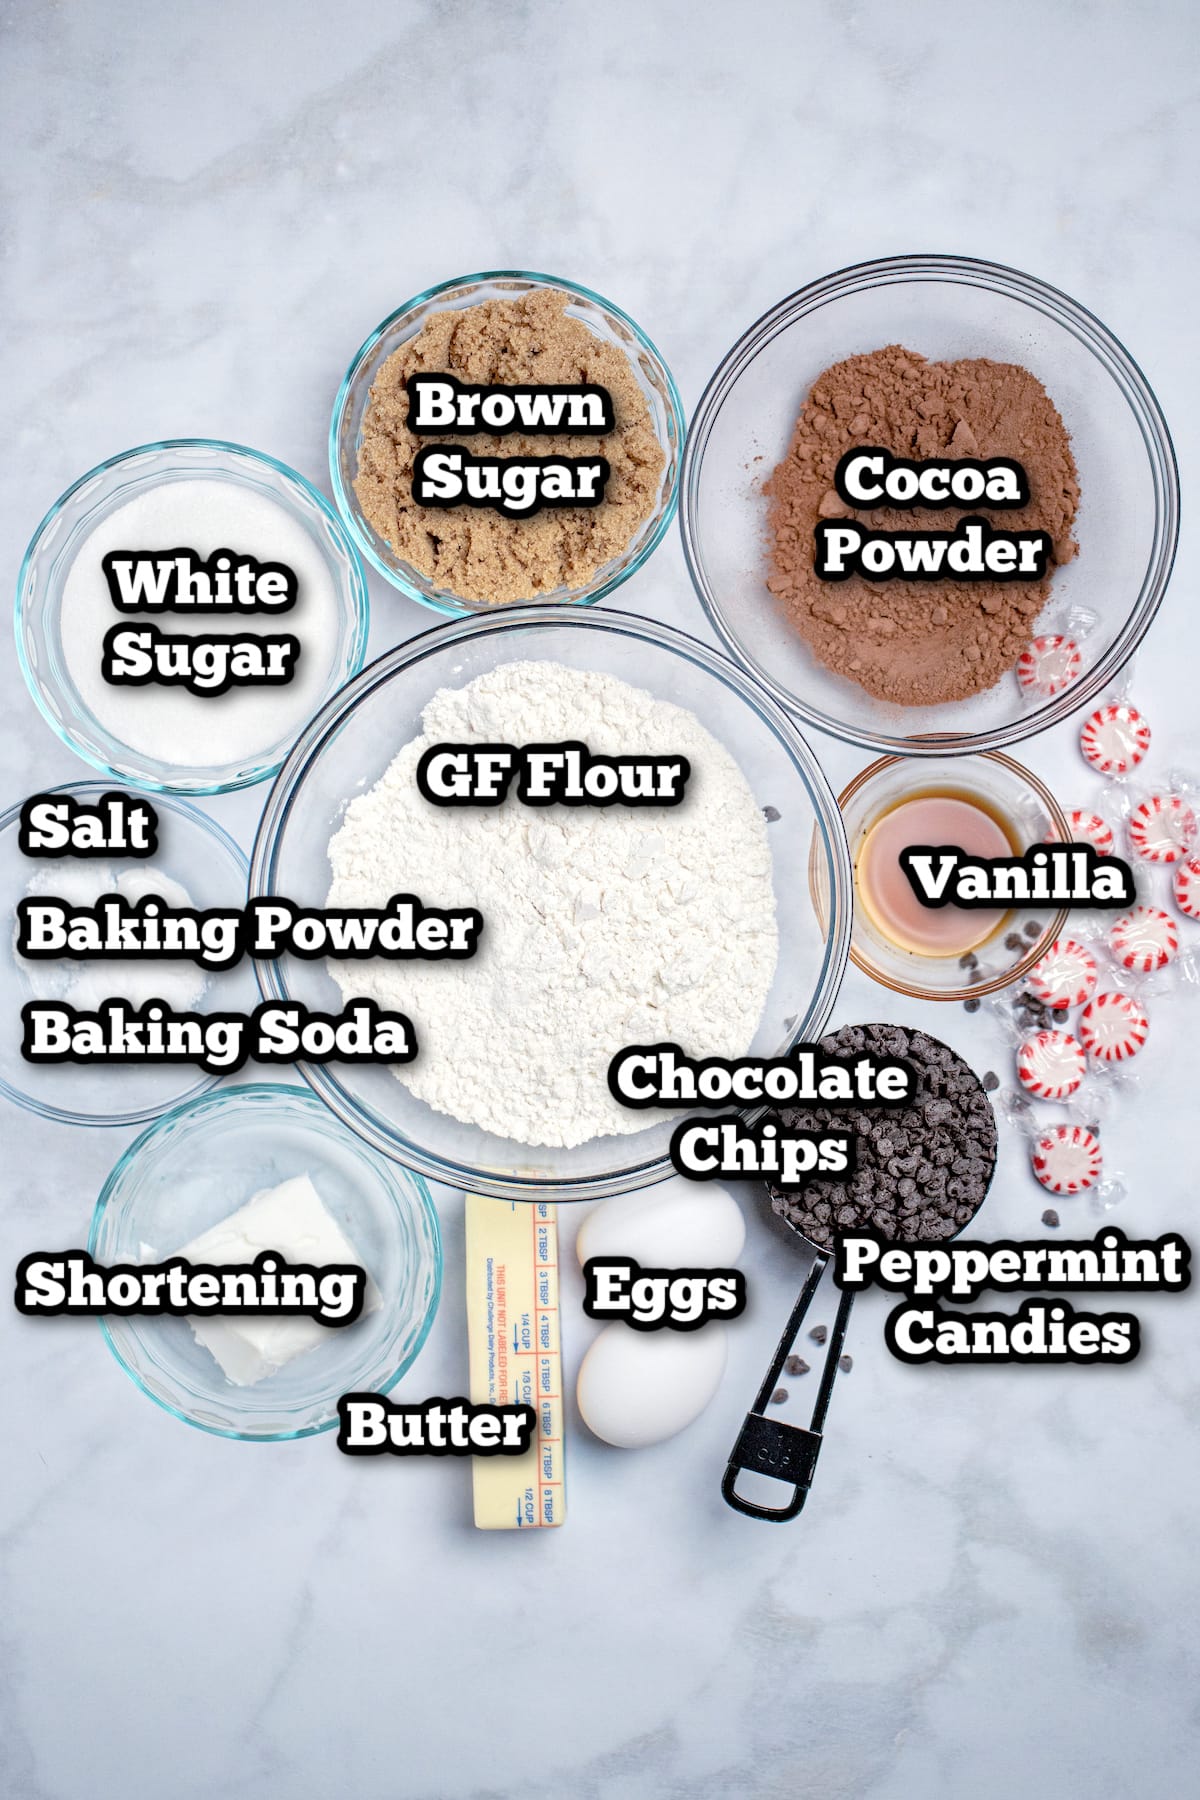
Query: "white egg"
575 1175 745 1270
576 1322 728 1449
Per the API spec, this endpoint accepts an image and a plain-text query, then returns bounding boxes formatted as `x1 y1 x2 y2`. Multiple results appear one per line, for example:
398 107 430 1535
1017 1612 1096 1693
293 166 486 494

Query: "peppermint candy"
1109 905 1178 973
1032 1125 1103 1195
1173 858 1200 921
1017 1029 1086 1100
1128 793 1196 863
1028 938 1098 1010
1017 635 1082 698
1080 703 1151 774
1079 991 1150 1062
1052 809 1115 856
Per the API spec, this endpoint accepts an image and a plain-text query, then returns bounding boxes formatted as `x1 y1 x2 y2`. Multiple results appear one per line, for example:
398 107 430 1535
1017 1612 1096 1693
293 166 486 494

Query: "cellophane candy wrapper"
1013 602 1099 705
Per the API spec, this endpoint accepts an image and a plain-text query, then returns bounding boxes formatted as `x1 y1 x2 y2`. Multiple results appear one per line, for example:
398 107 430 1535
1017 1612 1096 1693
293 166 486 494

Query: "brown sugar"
765 346 1080 704
354 289 665 605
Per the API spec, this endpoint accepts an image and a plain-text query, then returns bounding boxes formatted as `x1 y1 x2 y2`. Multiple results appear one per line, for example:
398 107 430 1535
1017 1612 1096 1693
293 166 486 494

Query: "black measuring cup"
721 1028 998 1523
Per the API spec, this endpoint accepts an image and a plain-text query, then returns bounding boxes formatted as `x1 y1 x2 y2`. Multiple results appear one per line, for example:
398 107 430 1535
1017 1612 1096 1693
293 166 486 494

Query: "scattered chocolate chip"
809 1324 828 1344
1042 1208 1060 1227
958 951 979 970
1024 920 1041 939
839 1354 853 1373
1005 933 1025 952
964 996 981 1013
982 1070 999 1091
763 805 781 822
784 1355 810 1376
770 1386 788 1404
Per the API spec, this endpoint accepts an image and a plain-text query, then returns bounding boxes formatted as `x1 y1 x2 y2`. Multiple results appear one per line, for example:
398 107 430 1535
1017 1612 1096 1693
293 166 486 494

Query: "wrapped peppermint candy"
1017 635 1082 699
1127 793 1196 863
1031 1124 1104 1195
1174 858 1200 921
1109 906 1179 974
1016 1029 1086 1100
1080 702 1151 775
1028 937 1098 1010
1079 990 1150 1063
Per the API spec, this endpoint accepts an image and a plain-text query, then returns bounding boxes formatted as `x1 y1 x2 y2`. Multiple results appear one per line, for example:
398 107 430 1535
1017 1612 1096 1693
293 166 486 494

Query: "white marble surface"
3 3 1199 1796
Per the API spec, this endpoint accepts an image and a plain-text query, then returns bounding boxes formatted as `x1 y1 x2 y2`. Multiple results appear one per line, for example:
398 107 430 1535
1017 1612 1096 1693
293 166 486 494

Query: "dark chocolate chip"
810 1325 828 1345
784 1355 809 1377
1042 1209 1061 1228
838 1355 853 1373
964 997 981 1013
982 1071 999 1091
770 1387 788 1404
1024 920 1041 939
763 805 781 822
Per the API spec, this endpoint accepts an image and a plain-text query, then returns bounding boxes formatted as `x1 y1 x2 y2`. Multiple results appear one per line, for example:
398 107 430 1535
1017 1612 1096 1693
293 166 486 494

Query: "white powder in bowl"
325 660 779 1149
60 479 342 772
16 865 207 1010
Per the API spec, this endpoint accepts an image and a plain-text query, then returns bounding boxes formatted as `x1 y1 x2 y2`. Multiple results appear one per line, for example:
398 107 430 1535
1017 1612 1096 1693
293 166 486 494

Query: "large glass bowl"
15 439 369 793
249 608 852 1201
679 255 1179 755
330 271 685 615
89 1083 442 1439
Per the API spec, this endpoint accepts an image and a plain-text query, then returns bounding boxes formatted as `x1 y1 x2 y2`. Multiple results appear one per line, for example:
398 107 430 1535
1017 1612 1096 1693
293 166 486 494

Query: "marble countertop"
2 3 1198 1796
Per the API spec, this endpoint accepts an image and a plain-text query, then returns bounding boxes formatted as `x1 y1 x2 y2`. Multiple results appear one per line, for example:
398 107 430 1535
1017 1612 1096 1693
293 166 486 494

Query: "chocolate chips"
769 1024 998 1248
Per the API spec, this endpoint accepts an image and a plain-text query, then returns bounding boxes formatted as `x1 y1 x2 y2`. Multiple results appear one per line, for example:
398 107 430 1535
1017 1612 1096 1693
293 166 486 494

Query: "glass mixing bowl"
250 608 852 1201
329 271 685 615
0 780 256 1126
16 440 369 793
811 751 1071 1002
679 255 1179 755
89 1083 442 1439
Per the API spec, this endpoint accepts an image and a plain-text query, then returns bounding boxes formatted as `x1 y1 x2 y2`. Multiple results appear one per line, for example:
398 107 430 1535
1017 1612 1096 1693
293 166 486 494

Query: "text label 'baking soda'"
899 843 1136 909
582 1257 746 1330
417 742 691 807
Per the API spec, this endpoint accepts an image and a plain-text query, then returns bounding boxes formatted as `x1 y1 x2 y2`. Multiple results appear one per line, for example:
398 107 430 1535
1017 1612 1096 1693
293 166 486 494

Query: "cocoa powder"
765 347 1080 704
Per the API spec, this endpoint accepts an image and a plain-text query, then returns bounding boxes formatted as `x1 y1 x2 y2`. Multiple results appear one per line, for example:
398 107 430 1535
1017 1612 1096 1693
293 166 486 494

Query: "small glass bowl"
250 606 852 1201
810 750 1070 1001
16 439 369 794
89 1083 442 1439
680 255 1179 755
329 271 685 615
0 780 256 1125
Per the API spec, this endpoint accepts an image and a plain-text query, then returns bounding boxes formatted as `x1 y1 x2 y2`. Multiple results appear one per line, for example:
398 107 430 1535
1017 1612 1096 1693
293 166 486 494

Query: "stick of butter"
465 1195 565 1529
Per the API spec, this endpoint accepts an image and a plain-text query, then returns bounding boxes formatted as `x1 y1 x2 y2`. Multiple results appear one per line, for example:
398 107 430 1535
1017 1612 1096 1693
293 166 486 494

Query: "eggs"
574 1175 745 1270
576 1322 729 1449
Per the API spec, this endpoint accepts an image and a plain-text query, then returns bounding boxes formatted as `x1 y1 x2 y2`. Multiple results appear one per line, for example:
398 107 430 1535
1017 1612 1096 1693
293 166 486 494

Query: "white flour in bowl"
325 660 779 1149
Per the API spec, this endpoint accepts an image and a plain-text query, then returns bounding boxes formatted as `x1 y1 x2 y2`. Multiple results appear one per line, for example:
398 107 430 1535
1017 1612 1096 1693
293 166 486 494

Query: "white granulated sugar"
61 479 340 770
325 660 779 1149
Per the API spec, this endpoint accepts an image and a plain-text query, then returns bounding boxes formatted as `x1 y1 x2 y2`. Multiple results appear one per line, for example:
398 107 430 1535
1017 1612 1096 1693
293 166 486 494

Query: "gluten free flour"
325 661 779 1148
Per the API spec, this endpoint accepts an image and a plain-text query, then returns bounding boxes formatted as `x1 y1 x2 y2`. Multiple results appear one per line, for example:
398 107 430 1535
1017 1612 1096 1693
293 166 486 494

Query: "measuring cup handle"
721 1415 822 1521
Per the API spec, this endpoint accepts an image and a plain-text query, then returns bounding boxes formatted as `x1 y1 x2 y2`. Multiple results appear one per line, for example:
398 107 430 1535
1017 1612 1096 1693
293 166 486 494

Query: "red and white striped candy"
1128 794 1196 863
1017 635 1082 698
1109 905 1178 973
1028 938 1098 1010
1079 990 1150 1062
1046 809 1115 855
1080 703 1151 774
1017 1029 1086 1100
1032 1124 1103 1194
1173 858 1200 921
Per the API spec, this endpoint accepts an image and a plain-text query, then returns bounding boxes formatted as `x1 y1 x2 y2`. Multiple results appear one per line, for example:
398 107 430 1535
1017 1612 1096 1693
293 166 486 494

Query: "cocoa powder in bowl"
765 346 1080 705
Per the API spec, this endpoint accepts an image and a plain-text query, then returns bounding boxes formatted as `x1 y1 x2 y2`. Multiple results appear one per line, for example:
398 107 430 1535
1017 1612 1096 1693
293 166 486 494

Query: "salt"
60 479 341 772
